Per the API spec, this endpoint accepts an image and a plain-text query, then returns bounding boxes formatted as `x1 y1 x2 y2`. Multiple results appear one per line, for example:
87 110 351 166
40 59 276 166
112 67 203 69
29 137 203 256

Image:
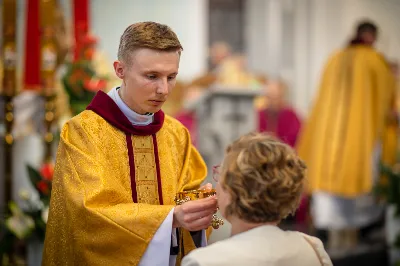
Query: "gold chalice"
174 189 224 229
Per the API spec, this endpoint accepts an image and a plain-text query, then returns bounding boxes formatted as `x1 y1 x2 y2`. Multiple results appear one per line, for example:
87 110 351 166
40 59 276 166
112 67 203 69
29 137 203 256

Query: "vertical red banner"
73 0 89 60
24 0 41 90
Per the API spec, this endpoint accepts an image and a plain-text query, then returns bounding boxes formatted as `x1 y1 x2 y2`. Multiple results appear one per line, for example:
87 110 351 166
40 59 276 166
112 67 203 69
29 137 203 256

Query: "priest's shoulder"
353 47 392 71
162 114 191 139
350 45 389 64
321 49 344 68
60 110 108 138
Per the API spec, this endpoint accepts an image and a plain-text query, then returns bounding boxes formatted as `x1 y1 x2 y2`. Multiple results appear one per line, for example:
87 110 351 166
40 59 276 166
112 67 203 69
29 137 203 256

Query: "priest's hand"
173 196 218 231
199 182 213 191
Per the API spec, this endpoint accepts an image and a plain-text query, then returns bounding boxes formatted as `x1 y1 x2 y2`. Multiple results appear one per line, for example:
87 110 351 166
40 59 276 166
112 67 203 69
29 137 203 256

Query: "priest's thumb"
200 183 213 191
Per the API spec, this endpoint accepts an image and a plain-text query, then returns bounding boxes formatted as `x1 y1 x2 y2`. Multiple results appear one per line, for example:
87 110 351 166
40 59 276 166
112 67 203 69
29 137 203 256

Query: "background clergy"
296 21 397 250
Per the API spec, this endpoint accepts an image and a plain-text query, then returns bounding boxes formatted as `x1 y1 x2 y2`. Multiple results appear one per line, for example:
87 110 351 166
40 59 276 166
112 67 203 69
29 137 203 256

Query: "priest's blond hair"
118 21 183 64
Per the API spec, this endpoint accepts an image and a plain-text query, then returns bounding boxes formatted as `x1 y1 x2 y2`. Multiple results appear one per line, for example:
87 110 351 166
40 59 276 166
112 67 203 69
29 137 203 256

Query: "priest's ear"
113 60 125 79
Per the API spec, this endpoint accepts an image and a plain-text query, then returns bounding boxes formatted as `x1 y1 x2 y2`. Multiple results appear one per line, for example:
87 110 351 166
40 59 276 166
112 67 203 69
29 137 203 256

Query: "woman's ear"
113 60 124 79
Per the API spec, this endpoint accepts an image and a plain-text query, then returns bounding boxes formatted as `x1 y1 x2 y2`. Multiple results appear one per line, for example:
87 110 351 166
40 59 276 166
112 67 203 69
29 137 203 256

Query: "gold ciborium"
174 189 224 229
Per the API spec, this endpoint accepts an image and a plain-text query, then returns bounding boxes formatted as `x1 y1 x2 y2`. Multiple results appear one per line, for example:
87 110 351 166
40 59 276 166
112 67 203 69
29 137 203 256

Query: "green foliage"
26 165 51 206
0 225 15 257
62 59 108 115
62 61 96 101
378 163 400 216
0 163 54 261
378 161 400 254
26 165 42 188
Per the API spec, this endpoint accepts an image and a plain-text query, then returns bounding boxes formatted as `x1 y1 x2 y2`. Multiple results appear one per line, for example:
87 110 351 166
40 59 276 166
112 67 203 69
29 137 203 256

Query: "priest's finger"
185 214 213 231
182 196 217 213
199 183 213 191
183 208 216 223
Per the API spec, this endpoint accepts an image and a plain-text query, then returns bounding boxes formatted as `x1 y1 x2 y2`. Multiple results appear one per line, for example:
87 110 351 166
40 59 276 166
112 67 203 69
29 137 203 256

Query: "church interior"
1 0 400 265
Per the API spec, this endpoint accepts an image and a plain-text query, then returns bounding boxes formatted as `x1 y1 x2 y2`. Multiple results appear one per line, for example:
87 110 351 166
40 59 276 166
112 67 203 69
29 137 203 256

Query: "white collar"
107 87 154 126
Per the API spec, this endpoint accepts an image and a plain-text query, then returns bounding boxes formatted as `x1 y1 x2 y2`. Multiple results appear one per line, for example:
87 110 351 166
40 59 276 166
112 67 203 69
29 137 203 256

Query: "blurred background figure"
209 41 232 72
215 54 261 89
296 21 398 251
257 79 307 230
258 80 301 147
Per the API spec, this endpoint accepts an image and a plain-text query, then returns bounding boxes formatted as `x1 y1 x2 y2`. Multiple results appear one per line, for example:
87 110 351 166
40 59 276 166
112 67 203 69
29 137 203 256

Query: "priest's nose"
156 78 169 95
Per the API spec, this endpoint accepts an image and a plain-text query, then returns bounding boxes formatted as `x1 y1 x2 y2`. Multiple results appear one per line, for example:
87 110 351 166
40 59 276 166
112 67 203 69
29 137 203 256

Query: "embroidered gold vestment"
42 91 207 265
297 45 397 197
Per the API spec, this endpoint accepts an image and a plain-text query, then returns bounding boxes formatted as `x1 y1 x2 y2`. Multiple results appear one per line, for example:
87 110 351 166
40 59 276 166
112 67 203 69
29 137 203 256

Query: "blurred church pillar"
292 0 311 116
245 0 269 76
246 0 349 116
246 0 295 103
265 0 283 78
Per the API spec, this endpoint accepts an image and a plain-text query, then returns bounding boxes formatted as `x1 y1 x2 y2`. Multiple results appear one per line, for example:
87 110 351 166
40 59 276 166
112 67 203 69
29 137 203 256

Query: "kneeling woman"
182 132 332 266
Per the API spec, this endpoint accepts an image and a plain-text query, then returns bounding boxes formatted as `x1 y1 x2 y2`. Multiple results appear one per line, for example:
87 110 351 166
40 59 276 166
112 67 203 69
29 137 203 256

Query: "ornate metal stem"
43 94 56 162
40 0 58 163
3 96 14 206
1 0 17 264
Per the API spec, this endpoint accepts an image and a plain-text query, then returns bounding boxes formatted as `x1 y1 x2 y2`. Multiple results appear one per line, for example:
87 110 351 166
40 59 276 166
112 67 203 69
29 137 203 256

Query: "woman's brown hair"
221 132 307 223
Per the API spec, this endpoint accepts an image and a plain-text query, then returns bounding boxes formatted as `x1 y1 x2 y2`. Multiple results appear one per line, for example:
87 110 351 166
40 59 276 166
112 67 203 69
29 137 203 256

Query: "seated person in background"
174 85 205 147
182 132 332 266
258 80 301 148
258 80 307 226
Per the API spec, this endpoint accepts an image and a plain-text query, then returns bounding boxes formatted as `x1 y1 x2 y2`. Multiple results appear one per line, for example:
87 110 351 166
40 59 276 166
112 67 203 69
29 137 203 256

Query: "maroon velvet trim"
152 134 164 205
126 133 138 203
86 90 165 135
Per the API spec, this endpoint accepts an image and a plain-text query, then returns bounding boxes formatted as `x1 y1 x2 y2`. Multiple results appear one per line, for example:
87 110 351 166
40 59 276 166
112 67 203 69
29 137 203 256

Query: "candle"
40 0 58 96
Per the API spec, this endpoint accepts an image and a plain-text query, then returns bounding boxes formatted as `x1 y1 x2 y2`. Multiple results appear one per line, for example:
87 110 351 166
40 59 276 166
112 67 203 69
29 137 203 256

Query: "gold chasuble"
297 45 397 198
42 91 207 265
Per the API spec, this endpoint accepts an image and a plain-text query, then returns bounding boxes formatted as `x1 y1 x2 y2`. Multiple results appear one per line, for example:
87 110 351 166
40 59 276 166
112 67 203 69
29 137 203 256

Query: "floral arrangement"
376 160 400 266
62 32 108 115
378 164 400 214
0 163 54 257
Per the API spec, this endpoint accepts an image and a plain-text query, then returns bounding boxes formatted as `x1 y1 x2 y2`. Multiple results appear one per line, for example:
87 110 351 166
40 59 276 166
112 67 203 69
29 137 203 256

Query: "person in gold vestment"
296 21 397 250
43 22 218 266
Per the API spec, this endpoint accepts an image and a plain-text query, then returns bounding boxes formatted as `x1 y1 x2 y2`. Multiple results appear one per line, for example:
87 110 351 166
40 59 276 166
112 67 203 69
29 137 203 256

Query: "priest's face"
114 48 180 114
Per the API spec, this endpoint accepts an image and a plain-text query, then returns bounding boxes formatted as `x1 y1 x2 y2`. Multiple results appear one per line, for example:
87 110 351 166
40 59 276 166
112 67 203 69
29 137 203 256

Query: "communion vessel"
175 189 224 230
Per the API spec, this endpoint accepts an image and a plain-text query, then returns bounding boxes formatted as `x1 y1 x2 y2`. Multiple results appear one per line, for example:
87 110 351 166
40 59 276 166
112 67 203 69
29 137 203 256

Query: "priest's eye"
146 74 157 80
167 76 176 81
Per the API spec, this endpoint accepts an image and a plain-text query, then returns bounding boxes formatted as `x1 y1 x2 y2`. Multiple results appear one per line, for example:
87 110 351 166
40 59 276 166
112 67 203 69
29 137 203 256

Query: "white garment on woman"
182 225 332 266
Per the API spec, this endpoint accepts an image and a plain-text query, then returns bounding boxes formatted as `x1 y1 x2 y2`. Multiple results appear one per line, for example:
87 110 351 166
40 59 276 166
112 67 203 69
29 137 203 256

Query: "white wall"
90 0 209 82
246 0 400 116
244 0 268 76
306 0 400 113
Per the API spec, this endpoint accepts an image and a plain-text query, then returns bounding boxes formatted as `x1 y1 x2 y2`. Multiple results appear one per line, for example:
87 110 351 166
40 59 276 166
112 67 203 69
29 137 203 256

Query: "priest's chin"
147 100 165 113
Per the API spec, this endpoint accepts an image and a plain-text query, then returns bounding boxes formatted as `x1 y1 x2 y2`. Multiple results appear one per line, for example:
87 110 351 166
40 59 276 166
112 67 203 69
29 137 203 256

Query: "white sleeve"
139 208 174 266
139 208 208 266
201 229 207 247
169 228 178 266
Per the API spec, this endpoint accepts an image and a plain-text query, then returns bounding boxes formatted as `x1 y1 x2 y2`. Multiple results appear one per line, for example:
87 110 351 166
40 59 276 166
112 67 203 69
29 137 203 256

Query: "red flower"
83 79 107 92
40 164 54 181
37 181 50 195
